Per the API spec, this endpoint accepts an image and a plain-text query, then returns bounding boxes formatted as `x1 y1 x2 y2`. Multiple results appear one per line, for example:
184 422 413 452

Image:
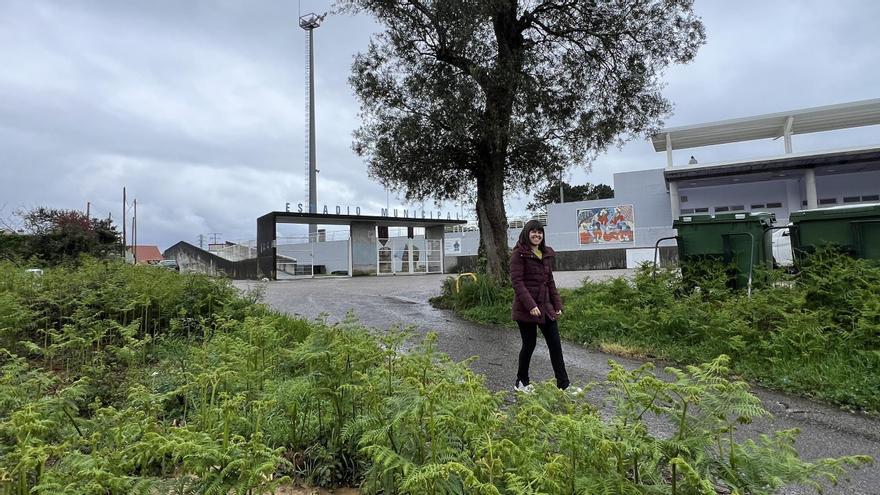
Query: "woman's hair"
518 219 546 251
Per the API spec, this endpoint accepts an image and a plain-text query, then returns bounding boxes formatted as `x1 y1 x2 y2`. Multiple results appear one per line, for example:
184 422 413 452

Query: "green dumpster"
673 212 775 290
789 203 880 261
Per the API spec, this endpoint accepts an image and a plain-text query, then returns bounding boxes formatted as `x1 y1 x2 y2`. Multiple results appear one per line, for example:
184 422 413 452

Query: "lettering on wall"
283 204 461 220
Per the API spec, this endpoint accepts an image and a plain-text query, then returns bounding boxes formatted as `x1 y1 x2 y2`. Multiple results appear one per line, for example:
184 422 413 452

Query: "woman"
509 220 571 392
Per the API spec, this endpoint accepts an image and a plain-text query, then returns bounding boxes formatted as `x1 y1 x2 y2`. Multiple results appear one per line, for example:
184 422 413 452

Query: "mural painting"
577 205 635 244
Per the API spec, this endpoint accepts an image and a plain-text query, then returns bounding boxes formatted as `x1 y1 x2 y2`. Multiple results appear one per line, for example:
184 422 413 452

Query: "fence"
275 229 351 279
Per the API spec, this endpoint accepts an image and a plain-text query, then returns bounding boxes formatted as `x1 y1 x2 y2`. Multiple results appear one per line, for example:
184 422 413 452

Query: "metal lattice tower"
299 12 325 242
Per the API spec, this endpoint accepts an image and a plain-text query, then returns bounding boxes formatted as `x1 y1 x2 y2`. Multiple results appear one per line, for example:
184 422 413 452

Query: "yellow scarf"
532 247 542 259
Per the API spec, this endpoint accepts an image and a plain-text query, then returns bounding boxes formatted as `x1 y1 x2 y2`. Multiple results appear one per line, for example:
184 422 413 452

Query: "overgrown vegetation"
436 249 880 412
0 207 122 265
0 259 870 493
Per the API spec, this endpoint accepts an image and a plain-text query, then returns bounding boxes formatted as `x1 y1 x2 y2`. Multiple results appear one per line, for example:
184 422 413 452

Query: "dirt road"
235 271 878 494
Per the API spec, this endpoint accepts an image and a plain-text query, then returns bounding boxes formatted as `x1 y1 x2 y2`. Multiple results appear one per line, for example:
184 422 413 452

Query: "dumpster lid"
790 202 880 222
674 211 775 226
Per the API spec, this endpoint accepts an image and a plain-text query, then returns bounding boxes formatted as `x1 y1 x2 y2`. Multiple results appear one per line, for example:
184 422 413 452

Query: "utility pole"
300 11 325 242
207 232 222 244
132 199 138 263
198 234 205 249
559 172 565 204
122 187 127 250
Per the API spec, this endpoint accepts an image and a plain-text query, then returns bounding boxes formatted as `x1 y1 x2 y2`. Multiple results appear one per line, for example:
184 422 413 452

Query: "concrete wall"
441 229 520 257
678 179 793 220
674 169 880 224
544 168 676 251
445 246 678 273
815 170 880 206
350 221 377 276
276 239 351 275
164 242 260 279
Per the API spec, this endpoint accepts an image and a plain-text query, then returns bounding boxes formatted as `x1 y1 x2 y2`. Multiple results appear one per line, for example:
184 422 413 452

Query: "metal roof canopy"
664 146 880 181
261 211 467 228
652 98 880 152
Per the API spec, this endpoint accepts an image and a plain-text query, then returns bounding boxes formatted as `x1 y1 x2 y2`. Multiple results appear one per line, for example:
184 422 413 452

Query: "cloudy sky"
2 0 879 249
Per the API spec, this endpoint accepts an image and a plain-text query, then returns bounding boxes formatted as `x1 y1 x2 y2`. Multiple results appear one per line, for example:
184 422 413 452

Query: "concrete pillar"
350 221 377 276
425 225 445 273
668 181 680 220
425 225 444 240
665 133 673 168
783 116 794 154
256 213 277 280
804 168 818 209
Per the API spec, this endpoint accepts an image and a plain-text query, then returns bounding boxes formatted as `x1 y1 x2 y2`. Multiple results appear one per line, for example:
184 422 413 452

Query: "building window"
863 194 879 201
802 200 808 206
731 205 745 211
819 198 837 205
694 207 709 213
767 202 782 209
714 206 729 212
843 196 861 203
750 203 765 209
680 195 688 203
680 208 694 214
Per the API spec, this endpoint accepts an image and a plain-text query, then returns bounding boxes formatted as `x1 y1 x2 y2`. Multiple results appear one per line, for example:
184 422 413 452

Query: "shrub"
435 250 880 412
0 257 871 493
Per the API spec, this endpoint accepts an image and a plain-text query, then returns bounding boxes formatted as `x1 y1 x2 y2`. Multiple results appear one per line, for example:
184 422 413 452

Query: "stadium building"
445 98 880 271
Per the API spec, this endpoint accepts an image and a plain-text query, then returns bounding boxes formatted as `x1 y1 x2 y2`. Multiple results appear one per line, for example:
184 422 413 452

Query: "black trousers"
516 317 570 389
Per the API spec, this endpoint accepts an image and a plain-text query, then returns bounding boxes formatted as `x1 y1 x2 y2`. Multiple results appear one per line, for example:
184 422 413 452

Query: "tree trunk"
475 168 510 284
471 2 522 285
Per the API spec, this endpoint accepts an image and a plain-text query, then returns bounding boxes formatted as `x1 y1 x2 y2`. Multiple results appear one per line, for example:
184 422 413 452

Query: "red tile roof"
131 245 163 263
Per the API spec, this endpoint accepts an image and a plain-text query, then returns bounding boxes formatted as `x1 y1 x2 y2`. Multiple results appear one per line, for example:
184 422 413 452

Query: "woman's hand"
555 309 562 316
529 306 541 317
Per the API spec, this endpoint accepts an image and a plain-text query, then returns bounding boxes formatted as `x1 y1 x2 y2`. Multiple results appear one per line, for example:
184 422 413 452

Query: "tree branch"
403 0 489 87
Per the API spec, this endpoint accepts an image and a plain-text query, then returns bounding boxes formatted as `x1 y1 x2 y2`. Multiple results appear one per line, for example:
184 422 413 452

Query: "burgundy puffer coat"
510 241 563 323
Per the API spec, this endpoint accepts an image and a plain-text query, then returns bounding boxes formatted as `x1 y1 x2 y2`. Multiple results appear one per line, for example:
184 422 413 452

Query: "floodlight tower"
300 12 325 242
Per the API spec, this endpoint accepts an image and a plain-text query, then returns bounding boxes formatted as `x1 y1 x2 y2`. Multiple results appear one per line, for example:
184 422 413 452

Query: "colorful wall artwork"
577 205 635 244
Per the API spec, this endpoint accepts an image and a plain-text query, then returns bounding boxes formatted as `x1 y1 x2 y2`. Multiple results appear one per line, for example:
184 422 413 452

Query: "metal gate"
376 236 443 274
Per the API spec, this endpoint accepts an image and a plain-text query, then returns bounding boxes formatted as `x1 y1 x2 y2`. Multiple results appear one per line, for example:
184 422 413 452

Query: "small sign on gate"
445 238 462 254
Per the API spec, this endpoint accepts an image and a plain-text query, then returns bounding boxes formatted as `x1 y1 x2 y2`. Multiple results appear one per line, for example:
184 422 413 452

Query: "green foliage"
0 257 871 494
1 207 122 265
438 249 880 412
432 275 513 324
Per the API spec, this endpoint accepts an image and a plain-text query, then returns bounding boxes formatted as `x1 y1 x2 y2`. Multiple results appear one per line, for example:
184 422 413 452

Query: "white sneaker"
514 381 534 394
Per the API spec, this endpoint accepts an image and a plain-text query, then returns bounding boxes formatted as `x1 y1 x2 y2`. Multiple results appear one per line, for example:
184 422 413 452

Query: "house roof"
131 245 163 262
652 98 880 152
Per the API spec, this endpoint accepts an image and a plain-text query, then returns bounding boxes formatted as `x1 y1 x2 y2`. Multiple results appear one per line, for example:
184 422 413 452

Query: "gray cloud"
2 0 879 248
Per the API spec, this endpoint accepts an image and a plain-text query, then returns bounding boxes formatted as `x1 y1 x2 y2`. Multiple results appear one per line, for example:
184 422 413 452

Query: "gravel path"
234 270 878 494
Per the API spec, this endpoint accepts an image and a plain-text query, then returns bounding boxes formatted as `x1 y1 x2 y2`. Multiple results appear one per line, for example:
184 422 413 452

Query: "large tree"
343 0 705 282
527 181 614 214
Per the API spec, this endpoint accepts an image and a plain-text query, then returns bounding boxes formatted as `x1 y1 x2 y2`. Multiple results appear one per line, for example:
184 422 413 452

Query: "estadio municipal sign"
286 202 462 220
